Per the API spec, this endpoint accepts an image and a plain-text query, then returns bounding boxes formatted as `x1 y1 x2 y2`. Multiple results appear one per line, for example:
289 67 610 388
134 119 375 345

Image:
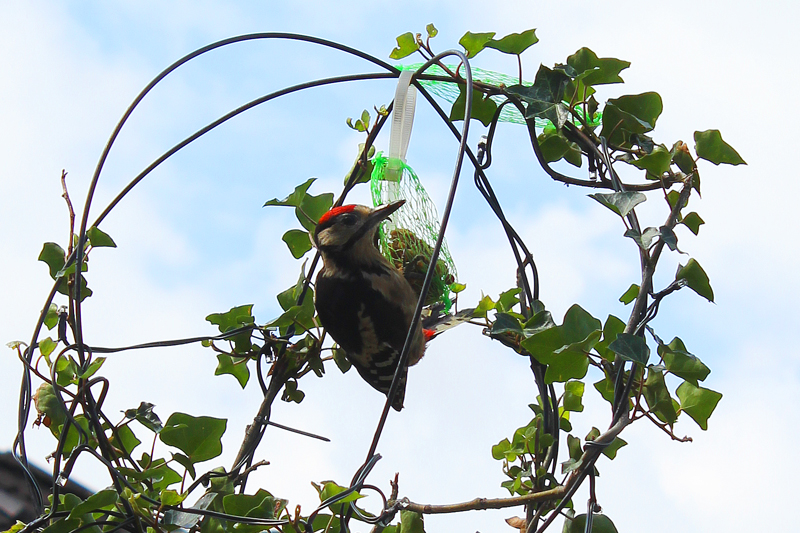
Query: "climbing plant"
8 25 743 533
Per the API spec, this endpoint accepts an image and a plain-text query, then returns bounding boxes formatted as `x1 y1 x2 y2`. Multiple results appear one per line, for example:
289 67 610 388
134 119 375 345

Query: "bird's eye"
341 214 358 226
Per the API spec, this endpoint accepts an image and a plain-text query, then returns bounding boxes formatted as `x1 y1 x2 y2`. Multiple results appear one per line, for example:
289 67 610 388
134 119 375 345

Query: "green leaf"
567 434 582 460
86 226 117 248
40 519 81 533
124 402 163 433
563 381 584 412
491 313 523 335
619 284 639 305
588 191 646 217
472 294 496 318
522 305 599 383
676 381 722 430
491 438 511 460
485 29 539 55
593 377 615 404
694 129 746 165
332 346 351 373
109 424 141 458
171 452 196 479
160 413 227 464
563 514 619 533
643 367 678 424
400 510 426 533
207 305 255 332
600 92 663 146
298 191 334 232
630 145 671 177
596 315 626 362
39 337 57 358
672 140 696 174
608 333 650 364
537 131 582 167
281 229 312 259
681 212 705 235
449 84 497 127
263 178 333 231
67 489 119 520
44 304 60 330
215 354 250 388
426 24 438 38
676 258 714 302
206 305 254 353
77 357 106 379
659 337 710 385
281 380 305 403
160 489 186 507
389 32 419 60
507 66 571 127
624 227 661 250
39 242 66 279
458 31 496 58
567 48 630 86
264 178 315 209
601 437 627 459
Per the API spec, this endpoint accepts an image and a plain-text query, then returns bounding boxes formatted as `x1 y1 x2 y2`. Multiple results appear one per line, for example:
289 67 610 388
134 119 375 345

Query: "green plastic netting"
370 153 458 312
399 63 602 128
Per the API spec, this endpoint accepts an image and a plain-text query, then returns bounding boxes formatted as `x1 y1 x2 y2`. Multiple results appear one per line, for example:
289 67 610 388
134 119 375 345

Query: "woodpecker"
313 200 426 411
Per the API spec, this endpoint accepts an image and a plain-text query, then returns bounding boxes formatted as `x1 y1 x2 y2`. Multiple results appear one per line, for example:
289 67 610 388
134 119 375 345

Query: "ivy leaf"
564 381 584 412
425 24 438 38
264 178 333 231
676 259 714 302
389 32 419 60
491 313 523 335
485 29 539 55
563 514 619 533
619 284 639 305
601 437 627 460
608 333 650 365
86 226 117 248
659 337 710 385
507 66 571 127
44 303 60 330
589 191 646 217
624 227 661 250
596 315 626 361
400 510 425 533
567 48 630 86
206 304 254 352
681 212 705 235
124 402 164 433
282 229 313 259
537 131 582 167
672 140 696 174
450 84 498 127
215 354 250 388
67 489 119 520
160 413 227 464
630 145 671 178
332 346 351 373
600 92 663 146
694 129 746 165
264 178 315 209
676 381 722 430
39 242 66 279
458 31 496 58
643 367 678 424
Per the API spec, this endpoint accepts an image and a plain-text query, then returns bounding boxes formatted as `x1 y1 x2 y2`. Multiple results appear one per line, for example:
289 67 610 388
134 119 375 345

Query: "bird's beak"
366 200 406 228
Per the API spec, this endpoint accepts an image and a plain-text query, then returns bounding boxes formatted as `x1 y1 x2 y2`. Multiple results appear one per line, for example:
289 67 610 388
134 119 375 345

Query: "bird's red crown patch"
318 204 357 226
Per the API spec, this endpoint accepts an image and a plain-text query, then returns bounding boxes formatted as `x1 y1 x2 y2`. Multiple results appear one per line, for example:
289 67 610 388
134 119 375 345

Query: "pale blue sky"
1 2 796 532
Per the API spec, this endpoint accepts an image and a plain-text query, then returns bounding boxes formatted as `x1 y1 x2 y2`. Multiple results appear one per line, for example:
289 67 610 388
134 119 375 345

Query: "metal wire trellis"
13 31 655 533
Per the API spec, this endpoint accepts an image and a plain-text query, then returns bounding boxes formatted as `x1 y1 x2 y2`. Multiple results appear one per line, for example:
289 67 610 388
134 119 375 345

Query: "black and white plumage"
313 201 426 411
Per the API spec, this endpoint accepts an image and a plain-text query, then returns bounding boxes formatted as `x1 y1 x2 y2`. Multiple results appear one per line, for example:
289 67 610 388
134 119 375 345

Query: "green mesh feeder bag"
370 70 459 312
